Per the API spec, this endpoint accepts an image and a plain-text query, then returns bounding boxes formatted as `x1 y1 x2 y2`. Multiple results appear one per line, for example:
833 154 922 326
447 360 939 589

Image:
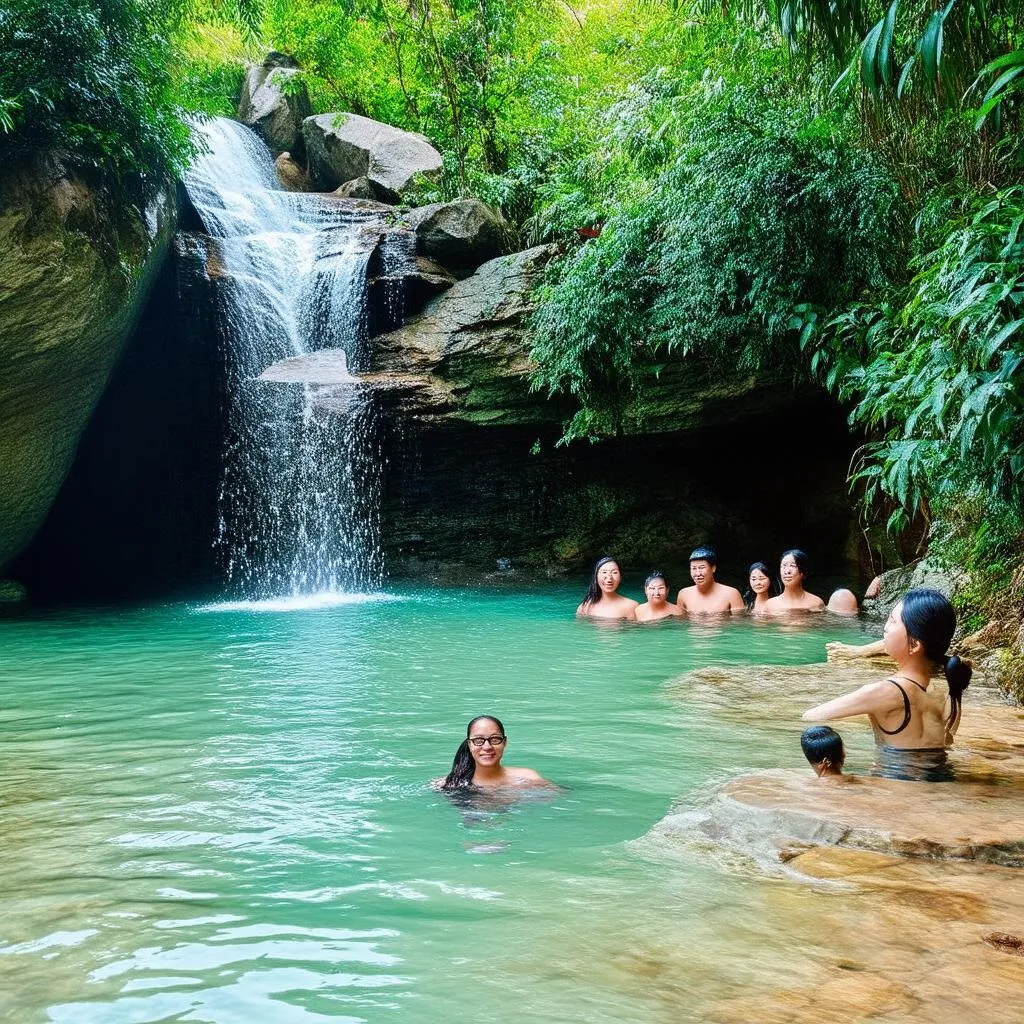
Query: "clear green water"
0 587 874 1023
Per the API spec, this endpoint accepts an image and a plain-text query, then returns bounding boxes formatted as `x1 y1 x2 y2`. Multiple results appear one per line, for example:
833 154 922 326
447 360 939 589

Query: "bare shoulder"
506 766 554 787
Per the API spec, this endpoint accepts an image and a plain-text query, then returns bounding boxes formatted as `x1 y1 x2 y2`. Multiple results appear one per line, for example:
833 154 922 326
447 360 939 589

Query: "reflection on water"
4 590 988 1023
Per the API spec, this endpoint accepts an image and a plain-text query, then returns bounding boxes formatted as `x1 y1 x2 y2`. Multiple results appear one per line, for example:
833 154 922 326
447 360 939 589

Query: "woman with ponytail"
803 589 972 780
438 716 552 791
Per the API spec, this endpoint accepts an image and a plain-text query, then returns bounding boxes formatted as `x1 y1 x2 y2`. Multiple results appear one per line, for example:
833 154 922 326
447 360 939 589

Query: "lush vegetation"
2 0 1022 628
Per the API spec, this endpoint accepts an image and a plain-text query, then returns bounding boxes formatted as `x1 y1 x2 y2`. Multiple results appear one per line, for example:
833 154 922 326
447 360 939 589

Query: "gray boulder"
303 113 443 198
334 176 394 203
238 53 312 156
404 198 515 274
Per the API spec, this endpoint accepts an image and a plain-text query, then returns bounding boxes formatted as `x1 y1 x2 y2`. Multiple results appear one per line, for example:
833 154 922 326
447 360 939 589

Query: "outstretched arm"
825 638 887 663
803 681 901 723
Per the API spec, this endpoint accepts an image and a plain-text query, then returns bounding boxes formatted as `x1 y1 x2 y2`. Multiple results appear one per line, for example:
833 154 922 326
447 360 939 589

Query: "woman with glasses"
439 715 552 791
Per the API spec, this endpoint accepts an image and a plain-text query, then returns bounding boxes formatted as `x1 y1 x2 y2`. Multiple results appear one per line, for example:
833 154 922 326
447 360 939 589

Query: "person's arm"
825 638 887 663
728 587 746 612
802 681 900 722
676 589 687 609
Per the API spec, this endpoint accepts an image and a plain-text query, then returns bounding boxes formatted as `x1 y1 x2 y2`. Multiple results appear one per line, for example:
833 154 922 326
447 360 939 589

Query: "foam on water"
197 591 410 613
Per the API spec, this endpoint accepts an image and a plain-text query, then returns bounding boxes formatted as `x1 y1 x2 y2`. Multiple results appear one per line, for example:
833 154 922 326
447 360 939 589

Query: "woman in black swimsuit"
802 589 972 779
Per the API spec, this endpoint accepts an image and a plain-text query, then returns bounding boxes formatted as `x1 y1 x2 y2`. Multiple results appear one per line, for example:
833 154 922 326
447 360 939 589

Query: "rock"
0 154 176 573
274 152 308 192
238 54 312 156
302 113 443 197
370 244 561 425
368 254 457 334
0 579 27 604
333 176 393 203
403 199 515 274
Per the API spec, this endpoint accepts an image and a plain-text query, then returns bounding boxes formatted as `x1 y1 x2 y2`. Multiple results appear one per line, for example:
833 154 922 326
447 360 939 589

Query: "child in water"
800 725 846 779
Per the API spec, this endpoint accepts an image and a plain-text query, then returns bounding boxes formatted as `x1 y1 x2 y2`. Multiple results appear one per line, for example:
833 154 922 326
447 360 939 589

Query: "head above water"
800 725 845 774
744 561 778 608
887 588 973 727
779 549 810 586
689 546 717 567
441 715 508 791
582 555 621 608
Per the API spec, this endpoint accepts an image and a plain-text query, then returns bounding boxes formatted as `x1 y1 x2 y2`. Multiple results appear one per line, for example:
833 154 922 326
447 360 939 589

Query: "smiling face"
749 568 771 594
597 560 622 595
690 560 714 588
779 554 803 588
644 577 668 606
467 718 507 770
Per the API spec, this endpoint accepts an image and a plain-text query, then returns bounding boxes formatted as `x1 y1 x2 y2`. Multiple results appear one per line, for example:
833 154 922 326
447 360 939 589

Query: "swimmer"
762 549 825 614
438 715 553 791
826 588 860 615
803 589 972 762
675 546 744 614
743 561 778 612
800 725 846 778
577 555 638 620
635 571 684 622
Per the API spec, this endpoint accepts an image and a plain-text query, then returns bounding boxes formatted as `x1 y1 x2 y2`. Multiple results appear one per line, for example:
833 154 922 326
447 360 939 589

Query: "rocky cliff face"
0 156 176 574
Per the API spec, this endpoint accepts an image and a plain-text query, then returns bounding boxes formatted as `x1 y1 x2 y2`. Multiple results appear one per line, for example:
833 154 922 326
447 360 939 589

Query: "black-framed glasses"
468 735 506 748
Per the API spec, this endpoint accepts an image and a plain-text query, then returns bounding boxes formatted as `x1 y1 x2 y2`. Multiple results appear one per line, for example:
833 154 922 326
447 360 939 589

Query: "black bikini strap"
877 678 912 736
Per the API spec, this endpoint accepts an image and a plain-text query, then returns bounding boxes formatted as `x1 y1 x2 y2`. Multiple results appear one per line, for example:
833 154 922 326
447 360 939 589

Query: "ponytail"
441 740 475 791
944 654 973 730
900 589 973 730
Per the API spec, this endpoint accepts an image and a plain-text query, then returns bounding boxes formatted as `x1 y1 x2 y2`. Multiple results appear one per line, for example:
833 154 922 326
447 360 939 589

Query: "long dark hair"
743 561 779 609
441 715 507 791
581 555 618 611
899 588 973 728
780 548 810 578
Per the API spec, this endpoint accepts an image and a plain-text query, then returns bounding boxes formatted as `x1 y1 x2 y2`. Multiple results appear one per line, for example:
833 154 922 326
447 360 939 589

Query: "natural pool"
1 587 882 1022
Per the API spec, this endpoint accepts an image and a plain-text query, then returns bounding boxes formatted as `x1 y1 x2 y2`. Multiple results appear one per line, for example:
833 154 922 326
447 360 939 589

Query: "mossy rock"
0 154 176 571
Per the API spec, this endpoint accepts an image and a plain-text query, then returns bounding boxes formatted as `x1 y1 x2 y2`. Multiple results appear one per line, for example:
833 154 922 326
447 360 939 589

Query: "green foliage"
0 0 194 173
530 92 900 440
807 186 1024 530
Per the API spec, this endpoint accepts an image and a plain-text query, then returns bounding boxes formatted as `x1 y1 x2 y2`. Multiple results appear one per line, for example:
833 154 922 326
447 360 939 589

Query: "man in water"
675 546 745 613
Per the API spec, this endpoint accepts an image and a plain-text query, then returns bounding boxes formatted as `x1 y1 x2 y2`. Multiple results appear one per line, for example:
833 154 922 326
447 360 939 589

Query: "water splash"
182 118 386 598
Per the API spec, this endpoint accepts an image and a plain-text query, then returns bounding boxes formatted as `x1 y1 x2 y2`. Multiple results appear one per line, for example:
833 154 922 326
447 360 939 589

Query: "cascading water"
182 117 385 599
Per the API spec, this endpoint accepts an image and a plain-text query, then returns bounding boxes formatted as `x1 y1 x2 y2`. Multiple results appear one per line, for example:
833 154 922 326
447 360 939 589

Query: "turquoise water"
0 587 873 1022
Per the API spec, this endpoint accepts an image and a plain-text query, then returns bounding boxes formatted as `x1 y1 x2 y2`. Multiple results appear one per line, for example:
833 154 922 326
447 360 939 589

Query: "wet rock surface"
646 660 1024 1022
0 155 176 573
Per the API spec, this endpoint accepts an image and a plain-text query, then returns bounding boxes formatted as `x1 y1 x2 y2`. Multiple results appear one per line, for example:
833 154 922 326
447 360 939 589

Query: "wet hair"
689 546 717 566
743 560 779 609
581 555 619 610
644 570 669 590
441 715 507 791
780 548 810 580
801 725 845 769
899 588 972 728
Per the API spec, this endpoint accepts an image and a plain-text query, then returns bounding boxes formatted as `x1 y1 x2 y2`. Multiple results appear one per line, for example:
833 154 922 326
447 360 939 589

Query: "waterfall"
182 117 385 599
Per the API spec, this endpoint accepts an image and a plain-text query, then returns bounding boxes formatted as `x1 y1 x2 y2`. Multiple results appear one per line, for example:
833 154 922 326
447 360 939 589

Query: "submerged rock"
0 154 176 572
238 53 312 156
303 112 443 197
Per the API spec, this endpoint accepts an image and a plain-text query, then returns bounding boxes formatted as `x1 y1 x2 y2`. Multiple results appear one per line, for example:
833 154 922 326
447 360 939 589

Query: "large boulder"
302 113 443 199
0 155 176 572
238 53 312 156
404 199 514 275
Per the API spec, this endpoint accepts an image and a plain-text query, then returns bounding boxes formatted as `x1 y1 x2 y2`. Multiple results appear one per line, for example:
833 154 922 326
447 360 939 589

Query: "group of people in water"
576 546 862 621
438 547 972 790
